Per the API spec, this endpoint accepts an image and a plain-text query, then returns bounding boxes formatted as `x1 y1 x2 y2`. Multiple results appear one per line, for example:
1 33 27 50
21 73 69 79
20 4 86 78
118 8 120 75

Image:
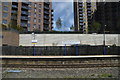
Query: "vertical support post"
104 46 106 55
103 30 106 55
64 44 66 56
103 25 106 55
33 44 35 56
76 44 78 56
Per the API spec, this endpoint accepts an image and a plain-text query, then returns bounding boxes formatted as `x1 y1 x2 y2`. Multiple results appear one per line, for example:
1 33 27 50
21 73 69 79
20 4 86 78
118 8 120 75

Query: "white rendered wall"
19 34 119 46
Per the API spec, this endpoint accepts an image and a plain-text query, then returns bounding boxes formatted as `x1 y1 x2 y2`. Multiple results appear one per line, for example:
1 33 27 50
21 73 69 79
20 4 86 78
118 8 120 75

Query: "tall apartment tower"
74 0 96 33
2 0 53 32
93 2 120 33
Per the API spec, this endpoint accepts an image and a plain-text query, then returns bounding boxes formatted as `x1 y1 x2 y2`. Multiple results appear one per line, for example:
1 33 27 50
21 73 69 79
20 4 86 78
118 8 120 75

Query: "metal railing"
2 46 120 56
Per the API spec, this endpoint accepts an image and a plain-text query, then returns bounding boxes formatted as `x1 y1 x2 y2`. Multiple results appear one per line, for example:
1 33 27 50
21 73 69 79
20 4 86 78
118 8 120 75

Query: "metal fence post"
76 44 78 56
64 44 66 56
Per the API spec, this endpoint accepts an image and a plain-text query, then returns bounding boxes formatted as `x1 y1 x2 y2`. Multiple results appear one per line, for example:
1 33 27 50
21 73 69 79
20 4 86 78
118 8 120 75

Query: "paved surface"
2 67 119 78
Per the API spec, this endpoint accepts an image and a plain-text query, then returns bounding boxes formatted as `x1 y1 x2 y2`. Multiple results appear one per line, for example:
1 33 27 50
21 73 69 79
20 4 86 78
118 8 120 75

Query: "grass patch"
98 73 112 78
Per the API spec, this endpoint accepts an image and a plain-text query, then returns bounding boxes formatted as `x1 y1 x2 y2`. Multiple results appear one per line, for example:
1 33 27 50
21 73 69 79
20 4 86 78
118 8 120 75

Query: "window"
28 27 30 31
34 18 36 22
80 11 82 13
39 9 41 13
80 17 83 19
28 17 31 21
80 23 83 25
28 7 31 10
28 24 30 27
87 8 91 10
88 14 91 16
3 13 8 17
34 24 36 28
80 14 83 16
79 4 82 6
39 4 41 8
34 13 36 17
34 3 37 7
3 2 9 6
3 6 8 11
88 11 91 13
34 9 36 12
39 14 41 17
2 20 7 24
28 12 31 16
29 2 32 5
38 25 40 29
12 0 18 2
38 19 40 23
80 20 83 22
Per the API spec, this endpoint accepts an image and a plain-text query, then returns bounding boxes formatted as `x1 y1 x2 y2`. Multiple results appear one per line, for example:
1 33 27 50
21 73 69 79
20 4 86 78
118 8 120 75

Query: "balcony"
87 8 91 11
44 21 49 24
51 14 53 16
44 16 49 19
51 9 53 12
44 11 49 15
22 2 29 5
21 23 27 27
79 8 83 10
21 11 28 15
21 16 28 20
80 20 83 22
51 22 53 24
12 5 18 8
87 14 91 16
80 23 83 25
22 6 28 10
79 14 83 16
11 16 17 20
44 6 49 10
44 2 50 5
11 10 17 14
87 4 91 7
87 2 91 4
79 3 83 7
79 11 83 13
44 27 49 31
80 17 83 19
51 18 53 20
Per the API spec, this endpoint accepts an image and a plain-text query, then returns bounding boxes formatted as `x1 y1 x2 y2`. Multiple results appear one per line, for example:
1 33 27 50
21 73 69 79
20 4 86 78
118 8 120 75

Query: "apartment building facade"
93 2 120 34
74 0 96 33
2 0 53 32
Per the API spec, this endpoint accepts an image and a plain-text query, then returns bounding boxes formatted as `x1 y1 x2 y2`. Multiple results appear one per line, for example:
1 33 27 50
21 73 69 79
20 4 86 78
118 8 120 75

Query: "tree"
70 24 74 30
56 17 62 29
91 20 101 32
2 21 24 32
1 24 7 30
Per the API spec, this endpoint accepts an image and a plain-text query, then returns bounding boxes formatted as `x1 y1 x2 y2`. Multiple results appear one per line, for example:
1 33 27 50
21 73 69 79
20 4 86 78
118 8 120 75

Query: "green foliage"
19 45 23 47
70 24 74 30
34 29 41 32
91 21 101 32
98 74 112 78
16 25 24 32
1 24 8 29
56 17 62 29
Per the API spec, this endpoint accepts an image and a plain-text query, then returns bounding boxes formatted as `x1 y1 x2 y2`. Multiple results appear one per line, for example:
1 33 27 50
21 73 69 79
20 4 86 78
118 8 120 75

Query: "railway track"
2 63 120 68
2 56 120 68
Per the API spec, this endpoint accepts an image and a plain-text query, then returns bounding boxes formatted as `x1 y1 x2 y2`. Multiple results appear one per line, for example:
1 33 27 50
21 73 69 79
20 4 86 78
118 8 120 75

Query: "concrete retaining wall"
19 34 119 46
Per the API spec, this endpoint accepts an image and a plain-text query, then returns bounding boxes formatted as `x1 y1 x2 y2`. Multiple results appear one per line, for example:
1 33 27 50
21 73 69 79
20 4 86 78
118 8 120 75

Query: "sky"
52 1 74 31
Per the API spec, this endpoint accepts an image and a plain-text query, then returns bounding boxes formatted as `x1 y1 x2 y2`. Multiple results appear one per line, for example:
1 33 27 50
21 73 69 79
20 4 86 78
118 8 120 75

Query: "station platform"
0 55 119 59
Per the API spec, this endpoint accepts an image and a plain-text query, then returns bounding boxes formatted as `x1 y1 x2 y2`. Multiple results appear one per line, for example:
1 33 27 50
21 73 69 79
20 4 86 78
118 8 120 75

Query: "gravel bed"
2 67 120 78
